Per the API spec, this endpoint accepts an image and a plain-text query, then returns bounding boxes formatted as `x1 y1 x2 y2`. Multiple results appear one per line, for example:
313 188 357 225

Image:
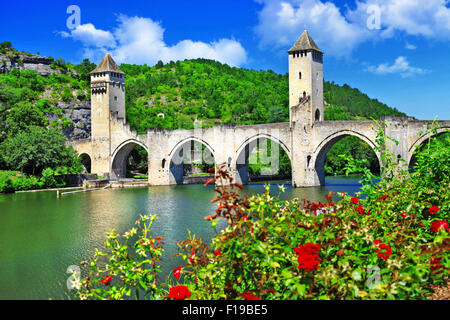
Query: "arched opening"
169 139 215 184
235 137 292 185
111 141 148 180
314 134 380 186
315 109 321 122
409 131 450 172
79 153 91 174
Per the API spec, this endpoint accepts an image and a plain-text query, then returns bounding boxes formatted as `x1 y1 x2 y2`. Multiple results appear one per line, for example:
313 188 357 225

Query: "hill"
119 59 407 134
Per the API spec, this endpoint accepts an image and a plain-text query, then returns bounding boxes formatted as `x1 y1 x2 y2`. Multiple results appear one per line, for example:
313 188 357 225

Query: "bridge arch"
111 139 148 180
234 133 292 185
79 153 92 174
408 127 450 170
313 130 381 186
168 137 216 184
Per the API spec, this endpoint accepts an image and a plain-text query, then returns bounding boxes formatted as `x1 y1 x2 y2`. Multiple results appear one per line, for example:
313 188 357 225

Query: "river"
0 176 363 300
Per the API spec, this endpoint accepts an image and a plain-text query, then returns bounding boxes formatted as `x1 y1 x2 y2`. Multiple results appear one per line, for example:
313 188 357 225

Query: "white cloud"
60 15 247 67
254 0 450 57
62 23 116 48
254 0 368 57
405 42 417 50
366 56 429 78
349 0 450 39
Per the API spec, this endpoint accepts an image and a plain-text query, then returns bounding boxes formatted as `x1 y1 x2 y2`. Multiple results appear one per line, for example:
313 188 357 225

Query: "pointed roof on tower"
91 54 125 74
288 30 323 54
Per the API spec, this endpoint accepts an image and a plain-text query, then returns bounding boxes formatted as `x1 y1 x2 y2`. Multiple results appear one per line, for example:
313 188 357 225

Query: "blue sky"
1 0 450 120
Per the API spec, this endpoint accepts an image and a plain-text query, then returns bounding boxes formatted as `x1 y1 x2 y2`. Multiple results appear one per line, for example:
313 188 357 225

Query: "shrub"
0 176 15 193
40 168 57 188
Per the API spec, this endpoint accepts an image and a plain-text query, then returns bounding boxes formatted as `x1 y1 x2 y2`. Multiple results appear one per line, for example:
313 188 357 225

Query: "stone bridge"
70 109 450 187
68 32 450 187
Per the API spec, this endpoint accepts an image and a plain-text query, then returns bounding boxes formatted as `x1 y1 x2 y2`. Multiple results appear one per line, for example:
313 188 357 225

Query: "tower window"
299 72 302 80
315 109 320 122
114 96 118 102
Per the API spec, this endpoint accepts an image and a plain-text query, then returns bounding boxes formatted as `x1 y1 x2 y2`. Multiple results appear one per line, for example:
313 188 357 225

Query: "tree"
73 58 97 82
0 126 79 175
6 101 48 135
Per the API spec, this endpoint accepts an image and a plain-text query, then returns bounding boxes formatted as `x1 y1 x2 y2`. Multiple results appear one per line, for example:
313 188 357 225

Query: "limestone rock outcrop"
0 52 64 76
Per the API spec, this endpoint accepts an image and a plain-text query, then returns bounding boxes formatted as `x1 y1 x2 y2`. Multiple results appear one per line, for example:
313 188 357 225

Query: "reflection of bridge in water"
70 31 450 187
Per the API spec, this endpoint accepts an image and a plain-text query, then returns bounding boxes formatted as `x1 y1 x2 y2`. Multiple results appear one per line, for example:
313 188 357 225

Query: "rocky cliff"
0 52 64 76
45 101 92 140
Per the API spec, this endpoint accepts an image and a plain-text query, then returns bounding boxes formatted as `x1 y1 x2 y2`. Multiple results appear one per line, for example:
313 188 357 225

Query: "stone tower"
289 30 325 187
288 30 324 126
89 54 126 176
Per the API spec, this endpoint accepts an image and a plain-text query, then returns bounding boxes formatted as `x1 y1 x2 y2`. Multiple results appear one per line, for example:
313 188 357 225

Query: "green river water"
0 176 363 300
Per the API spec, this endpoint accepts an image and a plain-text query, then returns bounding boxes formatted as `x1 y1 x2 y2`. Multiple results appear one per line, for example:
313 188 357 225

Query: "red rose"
214 249 221 256
374 239 381 245
401 212 407 218
375 243 392 260
242 216 248 222
243 292 261 300
350 197 360 204
379 195 388 201
168 285 191 300
430 220 449 233
355 204 365 215
294 243 321 272
173 266 182 280
428 206 440 214
100 275 112 286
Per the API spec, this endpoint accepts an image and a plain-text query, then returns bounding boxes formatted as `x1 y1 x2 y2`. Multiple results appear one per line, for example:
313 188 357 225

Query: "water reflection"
0 176 362 300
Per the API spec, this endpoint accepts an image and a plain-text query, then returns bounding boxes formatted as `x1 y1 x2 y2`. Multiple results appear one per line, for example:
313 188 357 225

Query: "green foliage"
325 136 380 176
6 101 48 134
40 168 57 188
0 126 80 176
248 139 292 176
0 41 12 49
0 170 43 192
0 171 16 193
126 145 148 177
72 58 97 83
121 59 290 133
75 215 165 300
324 82 406 120
61 87 73 103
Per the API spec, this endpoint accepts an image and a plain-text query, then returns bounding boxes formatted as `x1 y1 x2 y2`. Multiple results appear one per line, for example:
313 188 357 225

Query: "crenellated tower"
89 54 126 176
288 30 324 127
